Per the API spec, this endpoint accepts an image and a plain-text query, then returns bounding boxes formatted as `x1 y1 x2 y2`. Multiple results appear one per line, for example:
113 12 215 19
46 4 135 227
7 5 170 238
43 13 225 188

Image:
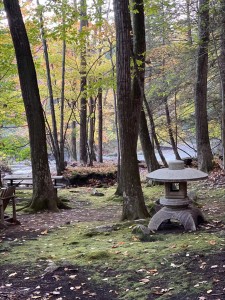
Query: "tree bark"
71 121 77 161
163 96 182 160
194 0 213 172
89 96 96 165
186 0 193 45
98 87 103 163
79 0 88 165
114 0 149 220
144 97 168 167
59 2 66 173
220 0 225 168
3 0 58 211
139 109 160 172
36 0 62 175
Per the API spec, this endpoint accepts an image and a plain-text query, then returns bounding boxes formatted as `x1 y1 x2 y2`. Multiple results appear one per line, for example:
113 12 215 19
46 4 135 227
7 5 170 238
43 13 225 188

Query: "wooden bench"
0 186 20 228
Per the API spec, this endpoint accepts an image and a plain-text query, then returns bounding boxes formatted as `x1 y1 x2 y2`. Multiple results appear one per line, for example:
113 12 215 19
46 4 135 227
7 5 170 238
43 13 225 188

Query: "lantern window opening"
170 183 180 192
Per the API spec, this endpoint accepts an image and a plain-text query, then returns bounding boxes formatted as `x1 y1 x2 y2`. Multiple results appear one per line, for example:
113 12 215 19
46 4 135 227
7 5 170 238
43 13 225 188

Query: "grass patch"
1 183 225 299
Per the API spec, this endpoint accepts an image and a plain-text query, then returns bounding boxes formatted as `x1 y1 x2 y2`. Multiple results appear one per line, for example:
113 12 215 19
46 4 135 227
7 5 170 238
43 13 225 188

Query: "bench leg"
12 197 17 222
0 202 4 224
0 201 7 228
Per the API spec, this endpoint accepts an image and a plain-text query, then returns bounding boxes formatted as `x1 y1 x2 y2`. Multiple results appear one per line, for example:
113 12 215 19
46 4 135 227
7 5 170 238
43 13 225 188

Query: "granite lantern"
147 160 208 231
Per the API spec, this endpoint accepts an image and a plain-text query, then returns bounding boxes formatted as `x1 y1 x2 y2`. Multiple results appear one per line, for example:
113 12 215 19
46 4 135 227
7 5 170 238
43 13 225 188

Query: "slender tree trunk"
114 0 149 220
89 96 96 165
144 97 168 167
96 4 103 163
36 0 62 174
71 121 77 160
108 38 122 195
3 0 58 211
132 0 159 172
194 0 213 172
220 0 225 168
79 0 88 165
186 0 193 45
139 109 160 172
98 87 103 162
163 96 182 160
59 3 66 173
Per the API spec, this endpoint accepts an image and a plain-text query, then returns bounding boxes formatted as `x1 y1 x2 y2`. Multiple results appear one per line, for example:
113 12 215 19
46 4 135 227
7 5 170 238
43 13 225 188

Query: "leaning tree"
3 0 60 211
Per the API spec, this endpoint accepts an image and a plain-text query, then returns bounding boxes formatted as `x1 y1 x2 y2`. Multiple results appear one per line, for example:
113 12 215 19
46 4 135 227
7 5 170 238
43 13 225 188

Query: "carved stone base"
148 206 205 231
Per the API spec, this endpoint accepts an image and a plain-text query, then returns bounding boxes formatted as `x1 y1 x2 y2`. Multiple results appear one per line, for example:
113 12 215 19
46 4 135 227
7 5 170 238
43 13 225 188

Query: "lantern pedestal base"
148 206 205 231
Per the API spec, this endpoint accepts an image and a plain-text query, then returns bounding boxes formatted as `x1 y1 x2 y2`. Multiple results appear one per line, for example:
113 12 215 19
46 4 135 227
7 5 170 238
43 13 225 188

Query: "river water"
9 145 196 175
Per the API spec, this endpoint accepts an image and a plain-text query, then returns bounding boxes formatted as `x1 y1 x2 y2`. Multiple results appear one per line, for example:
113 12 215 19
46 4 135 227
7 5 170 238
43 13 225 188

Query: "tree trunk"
98 87 103 163
59 3 66 173
139 109 160 172
163 96 182 160
186 0 193 45
109 39 122 195
220 0 225 168
114 0 149 220
79 0 88 165
3 0 58 211
89 96 96 165
36 0 62 174
71 121 77 161
194 0 213 172
144 97 168 167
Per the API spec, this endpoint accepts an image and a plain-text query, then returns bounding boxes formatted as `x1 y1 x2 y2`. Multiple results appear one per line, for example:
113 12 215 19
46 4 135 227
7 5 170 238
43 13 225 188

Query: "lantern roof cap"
147 160 208 182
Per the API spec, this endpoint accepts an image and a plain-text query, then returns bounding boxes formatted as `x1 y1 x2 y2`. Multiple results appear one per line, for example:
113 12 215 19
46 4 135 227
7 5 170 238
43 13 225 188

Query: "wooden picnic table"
3 174 65 189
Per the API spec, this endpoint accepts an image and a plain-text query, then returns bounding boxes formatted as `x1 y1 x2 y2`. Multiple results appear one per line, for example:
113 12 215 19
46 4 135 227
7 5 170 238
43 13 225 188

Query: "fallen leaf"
8 272 17 277
75 286 82 290
211 265 218 269
170 263 180 268
41 229 48 235
209 240 216 245
69 275 77 279
147 269 158 275
139 278 150 283
52 291 60 295
136 269 146 273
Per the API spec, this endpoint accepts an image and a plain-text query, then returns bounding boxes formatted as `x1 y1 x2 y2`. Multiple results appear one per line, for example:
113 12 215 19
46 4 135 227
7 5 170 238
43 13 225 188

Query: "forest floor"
1 162 225 299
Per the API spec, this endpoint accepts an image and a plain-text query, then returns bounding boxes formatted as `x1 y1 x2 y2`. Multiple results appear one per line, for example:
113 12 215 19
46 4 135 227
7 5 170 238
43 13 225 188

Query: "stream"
8 145 196 175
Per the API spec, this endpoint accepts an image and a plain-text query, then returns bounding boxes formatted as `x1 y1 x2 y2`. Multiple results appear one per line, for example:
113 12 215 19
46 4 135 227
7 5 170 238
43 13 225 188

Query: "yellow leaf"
209 240 216 245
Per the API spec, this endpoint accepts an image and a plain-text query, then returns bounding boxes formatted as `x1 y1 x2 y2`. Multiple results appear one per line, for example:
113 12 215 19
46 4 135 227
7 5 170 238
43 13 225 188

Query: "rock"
44 261 59 274
132 224 151 235
188 190 197 201
91 189 105 197
85 224 119 237
134 219 148 225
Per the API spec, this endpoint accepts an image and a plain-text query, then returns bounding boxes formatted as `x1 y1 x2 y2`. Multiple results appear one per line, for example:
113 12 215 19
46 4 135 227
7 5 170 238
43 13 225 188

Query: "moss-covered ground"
1 179 225 299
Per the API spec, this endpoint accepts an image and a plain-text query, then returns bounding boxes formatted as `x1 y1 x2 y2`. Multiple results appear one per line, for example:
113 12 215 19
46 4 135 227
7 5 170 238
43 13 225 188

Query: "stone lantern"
147 160 208 231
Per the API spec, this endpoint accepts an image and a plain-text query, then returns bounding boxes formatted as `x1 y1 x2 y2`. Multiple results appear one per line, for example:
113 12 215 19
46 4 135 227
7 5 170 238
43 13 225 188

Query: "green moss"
2 184 225 299
86 250 111 260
